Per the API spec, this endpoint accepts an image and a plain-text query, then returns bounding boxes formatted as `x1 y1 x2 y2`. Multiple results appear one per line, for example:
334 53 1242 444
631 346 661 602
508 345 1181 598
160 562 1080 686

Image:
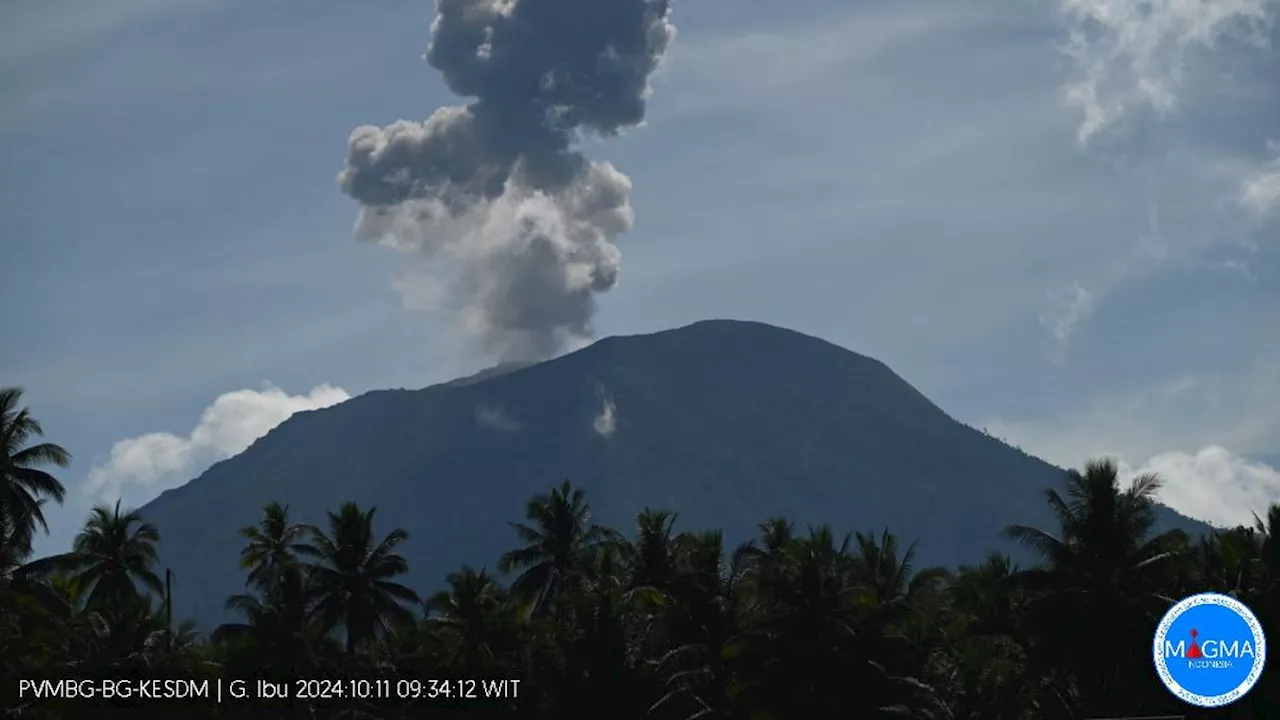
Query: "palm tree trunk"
164 568 173 636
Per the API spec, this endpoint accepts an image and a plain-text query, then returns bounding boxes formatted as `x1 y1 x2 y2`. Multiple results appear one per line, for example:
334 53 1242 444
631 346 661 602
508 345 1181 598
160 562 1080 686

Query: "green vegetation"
2 386 1277 719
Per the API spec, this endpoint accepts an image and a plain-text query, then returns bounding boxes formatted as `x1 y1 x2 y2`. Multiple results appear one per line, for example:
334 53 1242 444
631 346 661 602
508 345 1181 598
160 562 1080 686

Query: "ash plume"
338 0 676 360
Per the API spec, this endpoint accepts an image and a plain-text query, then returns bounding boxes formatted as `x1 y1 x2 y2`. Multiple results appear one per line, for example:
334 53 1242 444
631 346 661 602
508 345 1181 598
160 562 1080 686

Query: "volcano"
137 319 1207 629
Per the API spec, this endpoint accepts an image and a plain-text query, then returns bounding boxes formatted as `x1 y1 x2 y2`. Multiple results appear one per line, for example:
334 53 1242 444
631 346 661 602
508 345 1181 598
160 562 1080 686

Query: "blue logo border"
1152 592 1267 708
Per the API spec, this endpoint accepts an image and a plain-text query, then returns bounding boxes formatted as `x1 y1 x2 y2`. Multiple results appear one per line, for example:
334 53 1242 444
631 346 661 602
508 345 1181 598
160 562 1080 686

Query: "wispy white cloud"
1057 0 1275 146
984 358 1280 483
0 0 225 68
84 384 349 503
1041 1 1278 356
645 0 1271 383
1035 190 1177 361
653 3 993 120
1241 149 1280 216
1039 281 1097 363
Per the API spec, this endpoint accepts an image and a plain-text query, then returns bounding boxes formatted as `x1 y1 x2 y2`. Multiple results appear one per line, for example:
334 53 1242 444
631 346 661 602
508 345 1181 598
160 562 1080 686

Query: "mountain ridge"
138 319 1209 629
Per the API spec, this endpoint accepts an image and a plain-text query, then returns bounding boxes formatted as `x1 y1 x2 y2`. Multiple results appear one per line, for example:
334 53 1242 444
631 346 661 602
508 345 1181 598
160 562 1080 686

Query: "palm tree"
1002 458 1186 716
0 501 33 578
737 524 947 718
299 502 419 654
1251 504 1280 718
215 503 321 675
650 530 753 720
425 566 514 671
69 593 164 673
44 501 163 611
743 524 859 714
1194 525 1264 599
215 565 320 676
947 552 1021 637
932 553 1044 720
849 528 948 630
239 502 309 590
498 480 617 617
566 542 649 716
1003 458 1186 586
1253 503 1280 592
142 618 207 674
621 508 681 594
0 387 70 556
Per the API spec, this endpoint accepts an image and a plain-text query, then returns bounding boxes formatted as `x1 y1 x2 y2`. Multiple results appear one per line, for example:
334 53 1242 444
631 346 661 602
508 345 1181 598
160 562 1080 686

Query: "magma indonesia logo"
1153 593 1267 707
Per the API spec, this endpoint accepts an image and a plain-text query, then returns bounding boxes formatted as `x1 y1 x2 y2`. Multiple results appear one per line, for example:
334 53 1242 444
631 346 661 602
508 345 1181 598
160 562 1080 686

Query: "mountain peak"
437 360 535 389
139 319 1207 629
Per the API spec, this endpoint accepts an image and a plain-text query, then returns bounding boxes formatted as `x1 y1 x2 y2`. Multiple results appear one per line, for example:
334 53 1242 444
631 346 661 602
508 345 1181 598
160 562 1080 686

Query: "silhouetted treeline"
2 386 1277 719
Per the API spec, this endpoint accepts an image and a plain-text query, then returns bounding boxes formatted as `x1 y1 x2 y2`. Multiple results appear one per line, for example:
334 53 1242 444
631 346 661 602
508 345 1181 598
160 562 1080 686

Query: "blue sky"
2 0 1278 556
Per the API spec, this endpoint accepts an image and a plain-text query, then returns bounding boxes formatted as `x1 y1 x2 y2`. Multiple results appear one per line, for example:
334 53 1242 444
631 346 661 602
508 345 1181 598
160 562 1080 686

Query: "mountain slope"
139 319 1208 628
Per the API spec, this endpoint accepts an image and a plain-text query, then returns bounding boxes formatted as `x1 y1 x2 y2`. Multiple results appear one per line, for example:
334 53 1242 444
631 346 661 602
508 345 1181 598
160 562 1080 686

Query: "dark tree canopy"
2 465 1277 720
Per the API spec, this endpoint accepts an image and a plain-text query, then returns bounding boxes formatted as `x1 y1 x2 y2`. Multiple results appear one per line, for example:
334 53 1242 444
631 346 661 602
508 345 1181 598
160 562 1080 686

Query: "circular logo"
1153 593 1267 707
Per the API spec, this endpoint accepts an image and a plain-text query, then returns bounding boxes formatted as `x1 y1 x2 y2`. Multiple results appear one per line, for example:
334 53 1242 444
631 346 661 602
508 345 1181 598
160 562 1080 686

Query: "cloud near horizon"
985 426 1279 527
84 384 350 504
982 357 1280 527
1115 446 1280 528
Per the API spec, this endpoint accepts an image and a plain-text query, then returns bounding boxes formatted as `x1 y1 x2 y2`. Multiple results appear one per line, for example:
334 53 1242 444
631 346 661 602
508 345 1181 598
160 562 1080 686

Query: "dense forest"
2 386 1277 719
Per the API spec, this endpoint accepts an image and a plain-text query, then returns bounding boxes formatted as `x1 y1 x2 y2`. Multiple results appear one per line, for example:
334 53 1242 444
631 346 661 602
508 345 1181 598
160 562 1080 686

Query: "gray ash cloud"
338 0 676 360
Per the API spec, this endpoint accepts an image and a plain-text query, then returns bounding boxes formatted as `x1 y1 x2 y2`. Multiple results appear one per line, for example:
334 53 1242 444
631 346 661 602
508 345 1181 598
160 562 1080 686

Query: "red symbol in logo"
1187 628 1204 659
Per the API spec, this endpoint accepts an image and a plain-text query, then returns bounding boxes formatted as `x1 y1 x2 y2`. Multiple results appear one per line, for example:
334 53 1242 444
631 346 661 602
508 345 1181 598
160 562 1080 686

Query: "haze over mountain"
138 320 1207 629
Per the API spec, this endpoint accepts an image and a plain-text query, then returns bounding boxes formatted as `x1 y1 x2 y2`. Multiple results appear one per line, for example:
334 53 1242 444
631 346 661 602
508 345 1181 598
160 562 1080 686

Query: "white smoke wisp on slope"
474 403 521 432
338 0 677 361
593 396 618 437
